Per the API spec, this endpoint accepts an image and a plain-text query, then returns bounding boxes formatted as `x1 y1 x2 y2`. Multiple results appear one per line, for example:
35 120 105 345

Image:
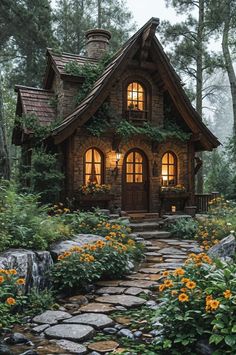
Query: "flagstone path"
8 235 199 355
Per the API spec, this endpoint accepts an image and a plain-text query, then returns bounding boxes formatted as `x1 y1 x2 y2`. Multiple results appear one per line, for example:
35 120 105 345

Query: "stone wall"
70 133 190 212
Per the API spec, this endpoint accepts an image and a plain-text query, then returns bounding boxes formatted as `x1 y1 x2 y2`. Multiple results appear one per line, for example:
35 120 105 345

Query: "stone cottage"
13 18 220 214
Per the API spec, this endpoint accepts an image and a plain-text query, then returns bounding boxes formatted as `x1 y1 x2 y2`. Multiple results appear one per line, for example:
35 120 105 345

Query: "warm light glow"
161 152 177 186
84 148 103 185
127 82 145 110
126 151 143 183
171 205 176 213
116 152 121 161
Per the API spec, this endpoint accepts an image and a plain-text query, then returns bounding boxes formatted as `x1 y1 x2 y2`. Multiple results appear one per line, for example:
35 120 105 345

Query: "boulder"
54 339 87 354
45 324 94 341
208 234 236 258
0 249 53 291
4 333 30 345
50 234 104 258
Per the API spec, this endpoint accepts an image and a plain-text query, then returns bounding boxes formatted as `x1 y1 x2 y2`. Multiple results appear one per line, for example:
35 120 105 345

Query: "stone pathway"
8 235 199 355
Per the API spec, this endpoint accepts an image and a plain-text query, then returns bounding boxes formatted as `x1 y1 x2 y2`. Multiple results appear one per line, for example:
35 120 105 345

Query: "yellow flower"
164 279 173 288
178 293 189 302
181 278 190 283
9 269 17 275
6 297 16 306
58 255 64 261
223 290 232 299
173 268 185 276
16 278 25 285
171 290 178 296
127 239 135 246
159 284 166 292
0 276 5 283
186 281 196 289
180 288 187 293
210 300 220 310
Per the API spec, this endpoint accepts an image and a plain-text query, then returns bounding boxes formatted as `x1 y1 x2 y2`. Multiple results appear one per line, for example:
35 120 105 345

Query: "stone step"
137 230 171 239
130 222 161 232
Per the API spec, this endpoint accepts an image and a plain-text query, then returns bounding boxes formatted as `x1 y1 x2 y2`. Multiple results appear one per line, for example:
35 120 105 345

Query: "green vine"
85 103 113 137
115 119 191 142
64 53 113 104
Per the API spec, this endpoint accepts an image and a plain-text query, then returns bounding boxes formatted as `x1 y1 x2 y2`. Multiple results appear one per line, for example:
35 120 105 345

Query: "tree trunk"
97 0 102 28
196 0 204 193
222 0 236 139
0 72 10 179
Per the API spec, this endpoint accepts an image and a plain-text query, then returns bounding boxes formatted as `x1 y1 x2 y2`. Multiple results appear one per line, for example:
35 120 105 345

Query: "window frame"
161 151 177 186
83 147 105 185
127 81 146 111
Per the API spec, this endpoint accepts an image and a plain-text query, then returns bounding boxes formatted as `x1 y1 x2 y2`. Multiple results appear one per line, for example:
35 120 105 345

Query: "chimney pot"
85 29 111 60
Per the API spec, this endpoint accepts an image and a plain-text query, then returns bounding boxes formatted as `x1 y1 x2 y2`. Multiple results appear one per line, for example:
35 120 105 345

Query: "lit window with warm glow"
84 148 103 185
126 151 143 183
161 151 177 186
127 82 145 111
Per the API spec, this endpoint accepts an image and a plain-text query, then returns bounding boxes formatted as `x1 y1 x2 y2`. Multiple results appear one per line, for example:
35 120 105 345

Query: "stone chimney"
85 29 111 60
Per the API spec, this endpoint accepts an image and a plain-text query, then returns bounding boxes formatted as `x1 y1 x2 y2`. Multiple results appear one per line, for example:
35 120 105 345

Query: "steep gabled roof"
51 18 220 151
52 17 160 143
12 86 56 145
44 50 98 89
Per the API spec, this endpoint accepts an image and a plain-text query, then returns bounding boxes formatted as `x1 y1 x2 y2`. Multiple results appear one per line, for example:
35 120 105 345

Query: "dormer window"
127 82 145 111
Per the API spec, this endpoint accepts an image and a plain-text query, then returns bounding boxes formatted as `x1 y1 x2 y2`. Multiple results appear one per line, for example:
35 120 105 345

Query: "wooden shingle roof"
16 86 56 126
51 17 220 151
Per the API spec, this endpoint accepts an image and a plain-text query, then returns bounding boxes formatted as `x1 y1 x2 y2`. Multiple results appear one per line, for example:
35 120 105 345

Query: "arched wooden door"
122 149 149 212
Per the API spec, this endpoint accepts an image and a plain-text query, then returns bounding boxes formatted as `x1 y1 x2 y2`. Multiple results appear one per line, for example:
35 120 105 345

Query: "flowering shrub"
161 184 186 193
154 254 236 353
167 218 198 239
51 237 139 293
0 269 26 330
196 197 236 250
79 182 111 195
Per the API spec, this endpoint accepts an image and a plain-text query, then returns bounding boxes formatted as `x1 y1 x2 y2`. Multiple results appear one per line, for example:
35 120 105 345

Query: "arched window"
127 82 145 111
84 148 104 185
161 151 177 186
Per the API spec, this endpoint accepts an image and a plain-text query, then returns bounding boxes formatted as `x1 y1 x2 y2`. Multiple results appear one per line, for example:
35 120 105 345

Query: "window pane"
85 149 92 162
126 163 133 174
94 163 101 175
168 153 174 164
86 163 92 175
126 174 133 183
135 152 142 163
127 153 134 163
169 165 174 176
162 165 168 176
135 175 143 183
94 149 101 163
162 153 168 164
133 82 138 91
135 163 143 174
127 82 145 111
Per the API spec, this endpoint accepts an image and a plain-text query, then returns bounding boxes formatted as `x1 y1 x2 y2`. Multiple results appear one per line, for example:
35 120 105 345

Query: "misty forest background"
0 0 236 198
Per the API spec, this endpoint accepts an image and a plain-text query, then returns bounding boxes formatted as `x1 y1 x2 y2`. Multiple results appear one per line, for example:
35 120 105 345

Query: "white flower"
230 230 235 234
227 222 232 226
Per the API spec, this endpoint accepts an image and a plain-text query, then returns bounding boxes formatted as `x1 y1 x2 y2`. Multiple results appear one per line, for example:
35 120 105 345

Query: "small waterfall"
0 249 53 292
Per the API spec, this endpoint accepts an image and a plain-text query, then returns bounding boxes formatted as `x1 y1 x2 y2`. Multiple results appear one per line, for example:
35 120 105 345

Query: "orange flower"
162 271 169 277
186 281 196 289
180 288 187 293
159 284 166 292
9 269 17 275
210 300 220 310
0 276 5 283
6 297 16 306
178 293 189 302
58 255 64 261
181 278 190 283
173 268 185 276
16 278 25 285
171 290 178 296
223 290 232 299
164 279 173 288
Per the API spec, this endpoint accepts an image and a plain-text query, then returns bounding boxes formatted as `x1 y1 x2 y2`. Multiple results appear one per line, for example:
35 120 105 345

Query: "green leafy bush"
196 197 236 250
51 237 138 293
154 254 236 354
0 182 69 251
25 288 57 317
167 218 198 239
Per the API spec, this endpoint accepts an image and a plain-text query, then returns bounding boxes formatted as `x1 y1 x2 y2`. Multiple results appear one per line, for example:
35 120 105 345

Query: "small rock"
196 339 214 355
67 295 88 305
55 339 87 354
115 306 127 311
33 311 72 325
20 351 38 355
124 287 144 296
103 327 117 335
88 340 119 353
96 287 126 295
114 324 124 330
117 328 134 339
5 333 30 345
0 344 13 355
89 352 101 355
133 331 142 338
146 300 157 308
32 324 49 334
149 329 161 337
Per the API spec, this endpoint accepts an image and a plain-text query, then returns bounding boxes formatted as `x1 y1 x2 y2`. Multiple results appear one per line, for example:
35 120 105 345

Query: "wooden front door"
122 149 148 212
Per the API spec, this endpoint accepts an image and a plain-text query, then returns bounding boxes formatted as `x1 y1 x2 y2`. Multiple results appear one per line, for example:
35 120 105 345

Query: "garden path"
10 233 199 354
